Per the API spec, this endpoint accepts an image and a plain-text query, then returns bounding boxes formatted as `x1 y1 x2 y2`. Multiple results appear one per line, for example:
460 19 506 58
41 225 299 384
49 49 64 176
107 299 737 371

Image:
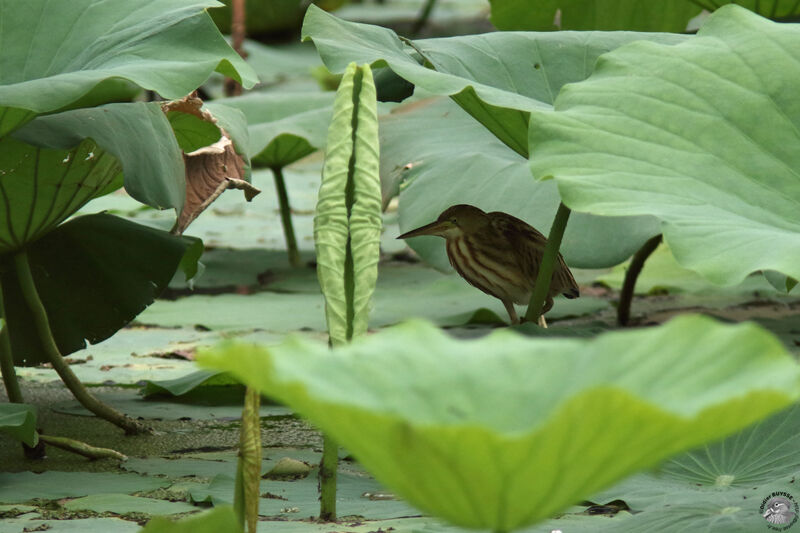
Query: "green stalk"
37 434 127 461
234 386 261 533
13 251 150 435
273 166 301 268
617 234 662 326
233 455 245 530
411 0 437 35
0 281 23 404
523 203 572 324
319 434 338 521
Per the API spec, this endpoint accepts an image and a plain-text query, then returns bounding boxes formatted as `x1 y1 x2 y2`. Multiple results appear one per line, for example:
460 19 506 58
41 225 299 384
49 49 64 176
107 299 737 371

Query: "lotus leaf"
199 314 800 531
0 214 202 366
301 5 688 156
530 5 800 286
0 0 256 136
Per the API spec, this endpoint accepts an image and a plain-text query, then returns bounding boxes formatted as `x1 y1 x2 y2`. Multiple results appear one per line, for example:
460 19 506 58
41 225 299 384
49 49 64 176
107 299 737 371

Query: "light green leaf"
210 92 334 168
0 0 256 136
302 4 688 156
384 97 660 269
0 214 202 366
529 5 800 287
199 315 800 531
0 403 37 447
13 102 186 213
315 63 382 346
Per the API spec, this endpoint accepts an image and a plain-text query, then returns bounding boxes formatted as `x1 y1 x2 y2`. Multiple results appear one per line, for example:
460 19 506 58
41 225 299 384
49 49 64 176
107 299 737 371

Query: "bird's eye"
451 218 457 224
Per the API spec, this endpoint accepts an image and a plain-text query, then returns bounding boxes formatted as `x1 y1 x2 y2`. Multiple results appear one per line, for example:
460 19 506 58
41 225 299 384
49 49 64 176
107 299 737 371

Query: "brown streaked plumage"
397 204 579 326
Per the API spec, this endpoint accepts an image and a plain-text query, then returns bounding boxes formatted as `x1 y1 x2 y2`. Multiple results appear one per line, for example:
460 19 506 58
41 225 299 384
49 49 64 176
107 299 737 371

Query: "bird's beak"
397 220 453 239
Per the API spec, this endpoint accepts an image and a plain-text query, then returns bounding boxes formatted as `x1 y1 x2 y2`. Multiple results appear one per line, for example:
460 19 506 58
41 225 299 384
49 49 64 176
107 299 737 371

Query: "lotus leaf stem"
524 203 571 325
0 281 23 404
273 166 302 268
13 251 151 435
224 0 246 97
38 434 127 461
319 434 338 521
412 0 437 35
617 234 662 326
235 386 261 533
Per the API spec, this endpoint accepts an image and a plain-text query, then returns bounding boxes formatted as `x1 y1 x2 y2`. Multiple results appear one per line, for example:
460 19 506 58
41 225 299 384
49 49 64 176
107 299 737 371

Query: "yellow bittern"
398 204 579 326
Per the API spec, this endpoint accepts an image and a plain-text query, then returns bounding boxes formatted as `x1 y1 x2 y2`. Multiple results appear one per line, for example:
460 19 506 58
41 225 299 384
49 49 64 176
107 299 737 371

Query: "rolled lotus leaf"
314 62 381 346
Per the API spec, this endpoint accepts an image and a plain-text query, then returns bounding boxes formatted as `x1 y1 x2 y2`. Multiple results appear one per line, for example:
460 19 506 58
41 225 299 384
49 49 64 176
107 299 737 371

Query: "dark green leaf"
0 403 37 447
14 103 186 212
0 214 201 366
0 136 120 254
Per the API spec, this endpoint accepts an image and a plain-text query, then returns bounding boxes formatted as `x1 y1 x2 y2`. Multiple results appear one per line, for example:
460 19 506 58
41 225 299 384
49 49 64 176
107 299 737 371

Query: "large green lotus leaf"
0 0 256 136
530 6 800 287
199 315 800 531
385 97 660 269
0 137 120 254
302 5 688 156
0 214 202 366
209 92 334 168
12 102 185 213
489 0 800 32
0 403 37 447
587 403 800 532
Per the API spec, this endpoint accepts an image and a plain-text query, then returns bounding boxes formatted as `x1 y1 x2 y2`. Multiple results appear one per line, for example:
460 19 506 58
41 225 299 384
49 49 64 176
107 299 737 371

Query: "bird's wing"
489 212 579 297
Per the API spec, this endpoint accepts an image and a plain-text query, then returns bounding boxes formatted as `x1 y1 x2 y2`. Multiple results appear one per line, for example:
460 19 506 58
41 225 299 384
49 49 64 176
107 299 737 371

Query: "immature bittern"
398 204 579 326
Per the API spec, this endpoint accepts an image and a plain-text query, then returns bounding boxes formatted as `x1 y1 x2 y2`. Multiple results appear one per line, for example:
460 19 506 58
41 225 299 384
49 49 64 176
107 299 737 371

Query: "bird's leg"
503 299 519 325
542 296 554 314
537 296 554 328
